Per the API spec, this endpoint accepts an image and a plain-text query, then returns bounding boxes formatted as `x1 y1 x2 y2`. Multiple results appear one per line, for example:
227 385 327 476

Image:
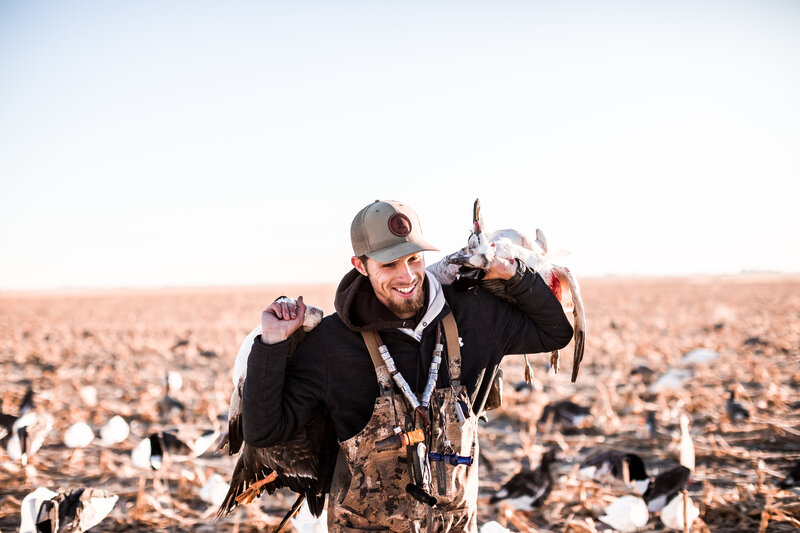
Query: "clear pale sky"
1 1 798 290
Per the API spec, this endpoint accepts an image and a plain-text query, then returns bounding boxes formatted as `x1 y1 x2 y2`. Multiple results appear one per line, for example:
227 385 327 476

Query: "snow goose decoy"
659 490 699 531
489 448 558 509
427 198 586 382
598 494 649 532
20 486 118 533
99 415 130 446
63 422 95 449
216 297 339 533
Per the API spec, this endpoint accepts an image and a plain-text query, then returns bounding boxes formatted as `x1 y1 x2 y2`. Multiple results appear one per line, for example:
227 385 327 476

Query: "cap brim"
366 240 439 264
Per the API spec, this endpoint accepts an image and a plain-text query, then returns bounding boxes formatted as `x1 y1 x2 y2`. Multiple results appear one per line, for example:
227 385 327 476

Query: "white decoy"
479 522 512 533
598 494 649 532
682 348 719 365
7 410 54 466
63 422 94 449
19 487 58 533
648 368 693 393
199 473 230 507
166 371 183 393
660 491 699 530
99 415 130 446
28 487 118 533
78 386 98 407
679 413 695 472
427 199 586 382
291 499 328 533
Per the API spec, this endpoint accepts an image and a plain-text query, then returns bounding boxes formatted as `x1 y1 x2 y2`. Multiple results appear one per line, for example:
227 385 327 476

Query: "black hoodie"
243 265 573 446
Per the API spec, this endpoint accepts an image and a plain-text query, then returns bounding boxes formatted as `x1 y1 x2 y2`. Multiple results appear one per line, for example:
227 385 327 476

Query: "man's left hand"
484 255 517 281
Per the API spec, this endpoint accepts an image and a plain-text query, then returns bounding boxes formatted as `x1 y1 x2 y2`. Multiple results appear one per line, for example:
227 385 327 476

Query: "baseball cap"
351 200 439 263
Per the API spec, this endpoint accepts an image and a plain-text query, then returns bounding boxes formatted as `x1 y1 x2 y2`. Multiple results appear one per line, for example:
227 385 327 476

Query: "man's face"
353 252 427 319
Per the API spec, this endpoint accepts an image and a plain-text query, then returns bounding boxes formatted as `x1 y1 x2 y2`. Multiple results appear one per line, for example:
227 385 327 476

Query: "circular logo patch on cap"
387 213 412 237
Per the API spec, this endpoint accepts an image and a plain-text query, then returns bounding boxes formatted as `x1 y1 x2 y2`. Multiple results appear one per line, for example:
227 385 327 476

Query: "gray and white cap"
350 200 439 263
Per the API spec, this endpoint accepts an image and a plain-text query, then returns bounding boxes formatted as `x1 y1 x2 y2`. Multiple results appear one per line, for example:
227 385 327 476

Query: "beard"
384 284 426 318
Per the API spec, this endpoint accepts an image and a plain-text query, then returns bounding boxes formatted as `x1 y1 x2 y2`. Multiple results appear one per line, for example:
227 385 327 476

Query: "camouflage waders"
328 313 479 532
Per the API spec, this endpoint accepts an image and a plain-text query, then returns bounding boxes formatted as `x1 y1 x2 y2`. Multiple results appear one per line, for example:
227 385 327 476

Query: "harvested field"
1 275 799 532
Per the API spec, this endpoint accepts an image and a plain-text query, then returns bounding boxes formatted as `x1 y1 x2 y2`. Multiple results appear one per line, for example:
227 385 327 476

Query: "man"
243 200 573 532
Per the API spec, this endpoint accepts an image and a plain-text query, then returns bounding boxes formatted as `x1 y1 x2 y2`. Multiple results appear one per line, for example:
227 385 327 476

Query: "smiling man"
243 200 573 532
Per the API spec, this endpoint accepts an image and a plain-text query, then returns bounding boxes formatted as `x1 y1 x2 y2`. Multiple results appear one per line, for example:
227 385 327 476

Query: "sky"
1 1 798 290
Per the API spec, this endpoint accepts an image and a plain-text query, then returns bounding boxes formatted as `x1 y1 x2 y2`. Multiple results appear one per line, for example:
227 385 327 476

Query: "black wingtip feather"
570 329 585 383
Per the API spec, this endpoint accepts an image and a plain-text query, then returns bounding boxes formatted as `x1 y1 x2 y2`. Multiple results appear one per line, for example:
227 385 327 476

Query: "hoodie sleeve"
242 329 327 447
491 263 574 357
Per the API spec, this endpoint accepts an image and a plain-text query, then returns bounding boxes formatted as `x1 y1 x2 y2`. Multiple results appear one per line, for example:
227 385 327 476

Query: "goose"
778 460 800 489
159 371 185 421
131 428 218 470
427 198 586 383
645 411 658 439
216 297 339 533
725 390 750 423
0 388 33 445
578 449 650 494
489 448 558 509
20 487 118 533
537 400 591 433
5 389 54 466
643 465 691 512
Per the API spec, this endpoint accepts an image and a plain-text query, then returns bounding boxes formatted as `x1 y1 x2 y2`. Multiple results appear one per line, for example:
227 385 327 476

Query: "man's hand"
260 296 307 345
483 255 517 281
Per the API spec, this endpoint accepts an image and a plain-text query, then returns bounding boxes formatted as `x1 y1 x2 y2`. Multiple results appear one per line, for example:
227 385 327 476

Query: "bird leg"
234 472 278 505
550 351 560 375
523 354 534 383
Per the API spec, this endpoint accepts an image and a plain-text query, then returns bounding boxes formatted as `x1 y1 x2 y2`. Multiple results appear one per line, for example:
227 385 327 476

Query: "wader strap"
442 312 462 387
360 331 393 396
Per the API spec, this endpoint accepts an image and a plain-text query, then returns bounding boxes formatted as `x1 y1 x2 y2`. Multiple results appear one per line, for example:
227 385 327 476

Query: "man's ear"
351 256 368 277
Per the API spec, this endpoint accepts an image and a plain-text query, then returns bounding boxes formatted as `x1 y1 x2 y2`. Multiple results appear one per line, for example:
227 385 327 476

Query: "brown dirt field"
1 275 798 532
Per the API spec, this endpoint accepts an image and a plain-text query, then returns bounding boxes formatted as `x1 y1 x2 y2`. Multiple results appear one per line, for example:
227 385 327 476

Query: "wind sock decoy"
216 297 339 533
427 198 586 382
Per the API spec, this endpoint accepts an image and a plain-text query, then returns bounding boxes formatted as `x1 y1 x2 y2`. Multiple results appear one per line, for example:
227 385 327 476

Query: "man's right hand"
260 296 306 345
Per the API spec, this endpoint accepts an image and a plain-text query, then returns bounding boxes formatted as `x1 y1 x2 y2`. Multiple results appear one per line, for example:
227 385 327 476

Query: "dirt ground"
1 275 798 532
